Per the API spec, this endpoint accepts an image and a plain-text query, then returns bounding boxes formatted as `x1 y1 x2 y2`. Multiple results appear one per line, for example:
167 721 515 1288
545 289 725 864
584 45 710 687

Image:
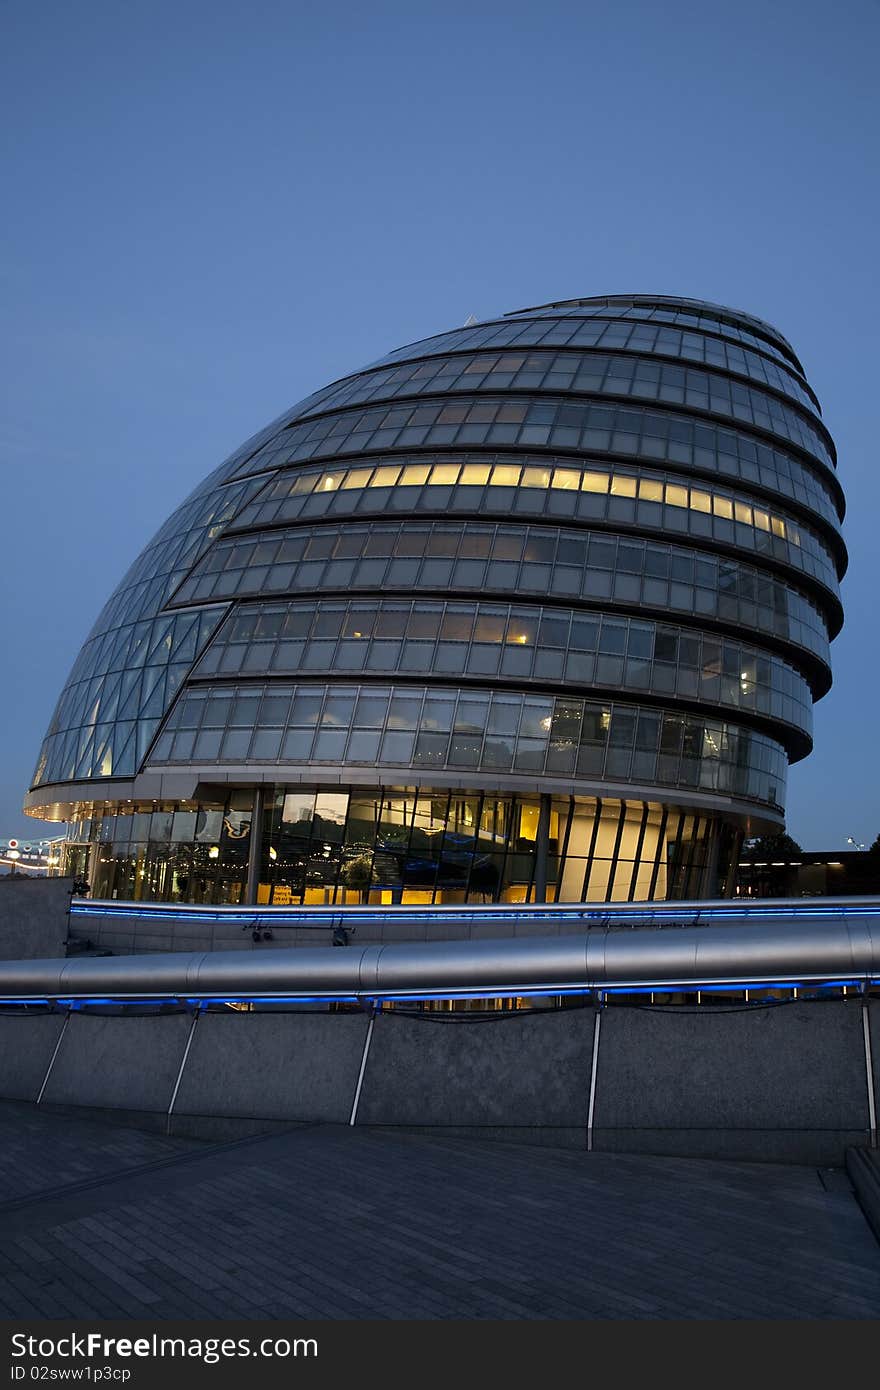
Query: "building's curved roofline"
504 294 802 372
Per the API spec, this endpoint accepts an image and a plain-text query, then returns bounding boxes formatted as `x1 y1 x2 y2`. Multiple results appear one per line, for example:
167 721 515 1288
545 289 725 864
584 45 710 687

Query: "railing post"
166 1009 200 1135
37 1012 70 1105
586 1004 602 1152
349 1009 376 1126
863 1002 877 1149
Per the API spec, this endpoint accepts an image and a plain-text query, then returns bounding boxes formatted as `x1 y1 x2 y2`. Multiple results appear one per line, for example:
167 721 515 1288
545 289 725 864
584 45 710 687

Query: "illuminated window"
490 464 521 486
371 465 401 486
341 467 374 490
551 467 581 490
521 466 552 488
427 463 461 485
459 463 492 485
398 463 431 486
610 475 637 497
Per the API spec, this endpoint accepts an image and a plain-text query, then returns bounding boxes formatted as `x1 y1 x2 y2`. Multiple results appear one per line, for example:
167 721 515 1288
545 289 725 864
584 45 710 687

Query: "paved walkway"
0 1102 878 1319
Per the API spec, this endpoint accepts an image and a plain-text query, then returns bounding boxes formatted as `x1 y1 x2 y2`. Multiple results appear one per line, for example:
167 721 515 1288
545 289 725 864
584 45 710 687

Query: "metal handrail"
5 907 880 1002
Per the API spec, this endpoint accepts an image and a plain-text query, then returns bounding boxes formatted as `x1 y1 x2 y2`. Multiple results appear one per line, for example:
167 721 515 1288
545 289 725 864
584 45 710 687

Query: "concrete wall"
70 911 330 956
358 1008 595 1148
41 1013 193 1114
173 1011 370 1124
0 877 70 959
1 998 876 1163
592 1001 870 1164
0 1013 67 1100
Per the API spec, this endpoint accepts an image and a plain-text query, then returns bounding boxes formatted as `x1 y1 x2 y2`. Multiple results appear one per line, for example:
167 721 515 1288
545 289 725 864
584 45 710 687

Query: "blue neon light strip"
0 977 876 1009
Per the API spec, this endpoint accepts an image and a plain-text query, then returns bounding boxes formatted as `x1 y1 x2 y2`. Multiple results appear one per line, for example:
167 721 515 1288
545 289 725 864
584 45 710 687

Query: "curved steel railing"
5 901 880 1002
68 894 880 932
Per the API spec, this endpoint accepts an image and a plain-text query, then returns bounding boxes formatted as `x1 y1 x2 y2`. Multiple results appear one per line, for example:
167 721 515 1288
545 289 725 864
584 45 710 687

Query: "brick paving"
0 1102 197 1203
0 1101 878 1319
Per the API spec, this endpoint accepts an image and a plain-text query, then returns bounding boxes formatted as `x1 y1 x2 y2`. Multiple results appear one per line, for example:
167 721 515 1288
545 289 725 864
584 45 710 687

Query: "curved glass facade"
149 679 788 804
370 325 821 413
293 351 833 465
169 518 833 671
234 441 842 535
27 293 846 907
378 297 807 373
178 469 841 598
230 394 840 516
190 601 813 747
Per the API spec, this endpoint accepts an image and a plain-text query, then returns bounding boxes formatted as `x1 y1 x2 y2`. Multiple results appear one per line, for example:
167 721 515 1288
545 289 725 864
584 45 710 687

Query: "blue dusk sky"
1 0 877 848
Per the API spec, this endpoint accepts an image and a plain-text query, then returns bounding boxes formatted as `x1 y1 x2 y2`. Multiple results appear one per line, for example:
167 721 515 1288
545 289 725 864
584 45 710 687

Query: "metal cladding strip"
357 945 386 995
600 919 872 986
170 945 373 996
2 917 880 999
603 925 700 984
585 930 605 985
852 915 880 981
0 952 214 999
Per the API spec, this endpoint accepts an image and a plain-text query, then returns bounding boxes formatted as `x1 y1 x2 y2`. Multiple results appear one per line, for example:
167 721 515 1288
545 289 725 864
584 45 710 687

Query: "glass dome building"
26 294 845 907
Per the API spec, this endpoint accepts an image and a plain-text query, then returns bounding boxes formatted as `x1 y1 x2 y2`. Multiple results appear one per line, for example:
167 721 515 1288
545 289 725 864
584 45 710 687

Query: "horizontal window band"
280 381 837 484
147 678 788 811
305 340 826 439
231 427 845 545
385 304 806 386
501 297 804 370
202 508 843 637
227 458 845 572
175 584 831 699
178 669 812 762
